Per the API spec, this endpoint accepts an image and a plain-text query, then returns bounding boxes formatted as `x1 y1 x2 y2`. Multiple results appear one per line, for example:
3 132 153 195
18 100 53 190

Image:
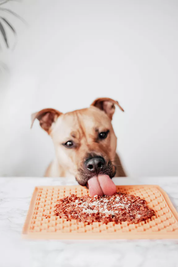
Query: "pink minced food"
54 192 155 225
88 174 117 196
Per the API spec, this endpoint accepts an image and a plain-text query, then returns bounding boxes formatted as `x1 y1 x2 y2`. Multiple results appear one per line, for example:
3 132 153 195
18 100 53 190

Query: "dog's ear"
31 108 62 133
91 97 124 120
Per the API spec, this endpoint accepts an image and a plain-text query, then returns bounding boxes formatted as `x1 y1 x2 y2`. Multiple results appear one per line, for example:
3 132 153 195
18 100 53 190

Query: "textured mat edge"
22 187 38 235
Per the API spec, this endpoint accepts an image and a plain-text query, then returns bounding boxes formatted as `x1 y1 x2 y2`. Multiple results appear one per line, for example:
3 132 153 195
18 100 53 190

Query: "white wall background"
0 0 178 177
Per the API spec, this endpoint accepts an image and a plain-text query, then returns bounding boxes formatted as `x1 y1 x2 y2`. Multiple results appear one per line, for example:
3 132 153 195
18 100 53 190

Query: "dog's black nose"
85 156 106 173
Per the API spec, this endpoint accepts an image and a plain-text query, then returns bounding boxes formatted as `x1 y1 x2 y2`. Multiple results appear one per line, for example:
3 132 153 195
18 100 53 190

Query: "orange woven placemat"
22 185 178 239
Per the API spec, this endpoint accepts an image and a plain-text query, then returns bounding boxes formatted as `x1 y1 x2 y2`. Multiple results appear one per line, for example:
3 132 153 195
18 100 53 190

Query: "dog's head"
31 97 124 188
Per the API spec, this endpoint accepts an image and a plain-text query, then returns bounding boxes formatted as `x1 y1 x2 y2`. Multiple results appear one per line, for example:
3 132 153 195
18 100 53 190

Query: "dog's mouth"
76 161 117 196
87 174 117 196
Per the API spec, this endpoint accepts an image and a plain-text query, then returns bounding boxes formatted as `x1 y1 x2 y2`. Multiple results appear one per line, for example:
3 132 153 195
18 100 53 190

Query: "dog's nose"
85 156 106 173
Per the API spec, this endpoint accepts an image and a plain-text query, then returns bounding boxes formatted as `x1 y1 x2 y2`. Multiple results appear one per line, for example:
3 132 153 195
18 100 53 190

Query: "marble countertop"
0 176 178 267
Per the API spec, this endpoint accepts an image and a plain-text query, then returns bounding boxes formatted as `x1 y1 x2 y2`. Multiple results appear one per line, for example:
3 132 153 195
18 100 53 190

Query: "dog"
31 97 126 196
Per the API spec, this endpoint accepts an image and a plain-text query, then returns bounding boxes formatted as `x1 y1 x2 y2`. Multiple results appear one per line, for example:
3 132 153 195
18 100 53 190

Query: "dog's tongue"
88 174 117 197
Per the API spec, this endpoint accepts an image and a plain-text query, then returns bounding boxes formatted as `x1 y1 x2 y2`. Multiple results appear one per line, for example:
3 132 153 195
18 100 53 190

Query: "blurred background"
0 0 178 177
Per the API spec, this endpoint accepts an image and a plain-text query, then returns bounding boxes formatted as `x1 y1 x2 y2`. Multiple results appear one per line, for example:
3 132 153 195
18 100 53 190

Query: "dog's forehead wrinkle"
77 111 111 133
71 132 76 138
57 108 111 133
75 110 87 140
51 114 79 143
70 130 80 139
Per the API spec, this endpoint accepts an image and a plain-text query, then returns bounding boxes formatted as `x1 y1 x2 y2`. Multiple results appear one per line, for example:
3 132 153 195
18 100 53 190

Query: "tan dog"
31 97 126 196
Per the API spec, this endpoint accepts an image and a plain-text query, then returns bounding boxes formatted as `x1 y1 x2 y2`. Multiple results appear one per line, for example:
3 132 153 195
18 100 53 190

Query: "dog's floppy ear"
91 97 124 120
31 108 62 133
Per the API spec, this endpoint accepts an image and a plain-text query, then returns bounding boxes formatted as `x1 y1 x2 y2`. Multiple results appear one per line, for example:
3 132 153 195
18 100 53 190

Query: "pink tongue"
88 175 117 197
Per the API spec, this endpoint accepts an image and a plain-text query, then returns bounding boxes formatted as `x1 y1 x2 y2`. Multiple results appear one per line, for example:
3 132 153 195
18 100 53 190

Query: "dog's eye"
98 130 109 140
63 140 74 148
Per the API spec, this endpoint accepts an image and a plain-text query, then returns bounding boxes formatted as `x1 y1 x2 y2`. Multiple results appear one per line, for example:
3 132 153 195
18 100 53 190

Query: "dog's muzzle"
76 156 116 187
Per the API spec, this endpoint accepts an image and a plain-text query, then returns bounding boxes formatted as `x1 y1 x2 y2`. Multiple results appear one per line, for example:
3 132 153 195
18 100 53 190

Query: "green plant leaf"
0 17 16 34
0 21 8 47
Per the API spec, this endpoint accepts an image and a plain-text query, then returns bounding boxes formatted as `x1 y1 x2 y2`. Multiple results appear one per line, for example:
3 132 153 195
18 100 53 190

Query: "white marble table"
0 177 178 267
